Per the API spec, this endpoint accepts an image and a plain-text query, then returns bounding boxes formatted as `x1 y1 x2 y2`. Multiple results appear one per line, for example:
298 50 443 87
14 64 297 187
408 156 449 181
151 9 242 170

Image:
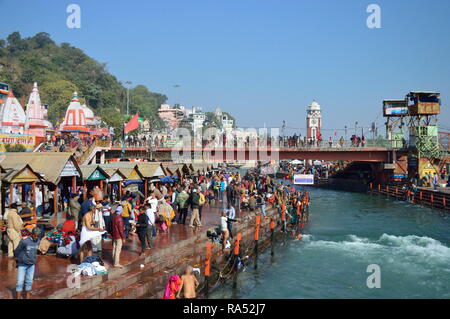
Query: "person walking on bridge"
432 173 439 191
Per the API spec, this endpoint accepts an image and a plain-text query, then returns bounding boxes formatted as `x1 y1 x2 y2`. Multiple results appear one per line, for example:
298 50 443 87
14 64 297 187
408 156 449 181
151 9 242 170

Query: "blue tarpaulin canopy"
123 179 143 186
160 176 178 183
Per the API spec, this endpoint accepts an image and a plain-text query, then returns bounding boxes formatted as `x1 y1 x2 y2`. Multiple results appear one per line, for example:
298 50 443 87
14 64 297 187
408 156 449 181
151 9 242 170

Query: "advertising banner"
0 134 35 152
383 100 408 117
293 174 314 185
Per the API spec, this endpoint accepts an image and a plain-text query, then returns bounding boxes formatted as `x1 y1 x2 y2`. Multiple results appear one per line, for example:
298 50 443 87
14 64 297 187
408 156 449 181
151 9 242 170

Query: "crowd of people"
106 131 377 150
39 133 110 154
1 164 313 299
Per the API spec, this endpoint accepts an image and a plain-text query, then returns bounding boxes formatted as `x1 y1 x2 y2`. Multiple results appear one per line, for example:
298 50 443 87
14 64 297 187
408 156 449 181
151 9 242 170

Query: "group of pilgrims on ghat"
1 157 312 298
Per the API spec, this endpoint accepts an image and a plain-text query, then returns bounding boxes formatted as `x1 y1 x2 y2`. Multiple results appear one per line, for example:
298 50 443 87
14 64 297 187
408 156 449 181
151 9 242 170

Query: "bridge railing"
115 138 407 150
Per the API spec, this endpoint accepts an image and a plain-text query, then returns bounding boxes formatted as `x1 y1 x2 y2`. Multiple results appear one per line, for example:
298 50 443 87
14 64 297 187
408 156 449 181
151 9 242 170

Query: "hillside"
0 32 167 132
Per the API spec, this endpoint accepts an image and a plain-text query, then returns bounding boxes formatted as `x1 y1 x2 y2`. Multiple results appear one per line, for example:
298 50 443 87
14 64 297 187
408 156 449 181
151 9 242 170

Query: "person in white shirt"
146 192 159 212
144 201 156 249
225 204 236 239
35 188 43 217
220 211 229 252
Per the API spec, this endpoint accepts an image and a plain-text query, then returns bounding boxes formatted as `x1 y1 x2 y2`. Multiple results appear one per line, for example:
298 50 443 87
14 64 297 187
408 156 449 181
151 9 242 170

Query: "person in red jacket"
111 206 125 268
61 215 76 234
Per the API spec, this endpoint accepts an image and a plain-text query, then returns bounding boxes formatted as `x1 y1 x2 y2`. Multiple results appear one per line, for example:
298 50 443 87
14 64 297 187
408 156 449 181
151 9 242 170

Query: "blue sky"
1 0 449 137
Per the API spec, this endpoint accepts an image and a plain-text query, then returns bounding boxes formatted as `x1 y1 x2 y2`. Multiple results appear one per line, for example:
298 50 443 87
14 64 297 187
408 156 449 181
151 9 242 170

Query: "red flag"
124 113 139 133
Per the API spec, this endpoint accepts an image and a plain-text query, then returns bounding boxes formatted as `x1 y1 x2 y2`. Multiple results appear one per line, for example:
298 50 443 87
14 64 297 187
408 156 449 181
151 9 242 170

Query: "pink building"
158 104 190 130
25 82 48 137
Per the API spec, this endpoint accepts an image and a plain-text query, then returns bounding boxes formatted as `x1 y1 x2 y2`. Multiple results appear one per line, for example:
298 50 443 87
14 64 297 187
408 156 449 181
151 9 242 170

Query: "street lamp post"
125 81 132 116
173 84 180 106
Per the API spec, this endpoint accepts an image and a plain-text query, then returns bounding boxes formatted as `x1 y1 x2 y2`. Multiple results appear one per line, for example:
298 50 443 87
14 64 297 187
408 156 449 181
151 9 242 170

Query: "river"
209 187 450 299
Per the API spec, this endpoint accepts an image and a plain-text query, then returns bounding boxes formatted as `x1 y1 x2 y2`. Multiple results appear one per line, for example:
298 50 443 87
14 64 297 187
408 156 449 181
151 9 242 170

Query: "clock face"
310 118 318 126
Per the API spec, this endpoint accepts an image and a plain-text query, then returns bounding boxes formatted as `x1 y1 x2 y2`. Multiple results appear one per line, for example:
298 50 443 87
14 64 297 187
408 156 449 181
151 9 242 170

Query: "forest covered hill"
0 32 167 132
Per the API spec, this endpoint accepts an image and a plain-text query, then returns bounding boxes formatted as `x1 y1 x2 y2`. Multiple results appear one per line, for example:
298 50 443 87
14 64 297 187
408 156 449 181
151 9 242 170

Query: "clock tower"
306 100 322 140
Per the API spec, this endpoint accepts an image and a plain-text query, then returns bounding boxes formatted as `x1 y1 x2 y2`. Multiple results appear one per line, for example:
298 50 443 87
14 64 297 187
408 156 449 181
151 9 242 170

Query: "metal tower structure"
383 99 408 148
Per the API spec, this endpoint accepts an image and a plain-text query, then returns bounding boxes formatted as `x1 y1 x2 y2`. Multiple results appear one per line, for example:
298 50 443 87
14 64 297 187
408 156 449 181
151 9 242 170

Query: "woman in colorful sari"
163 275 182 299
158 196 175 233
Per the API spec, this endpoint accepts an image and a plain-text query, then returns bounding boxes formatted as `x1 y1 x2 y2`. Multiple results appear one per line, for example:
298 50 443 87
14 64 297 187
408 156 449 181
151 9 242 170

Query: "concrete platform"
0 201 239 299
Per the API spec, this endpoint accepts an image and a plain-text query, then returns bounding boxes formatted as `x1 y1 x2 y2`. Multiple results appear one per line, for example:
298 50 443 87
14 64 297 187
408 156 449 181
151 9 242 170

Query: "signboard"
108 172 124 182
408 157 418 169
88 169 106 181
383 100 408 117
391 174 406 182
0 134 35 152
293 174 314 185
60 161 80 177
164 140 178 147
125 183 139 193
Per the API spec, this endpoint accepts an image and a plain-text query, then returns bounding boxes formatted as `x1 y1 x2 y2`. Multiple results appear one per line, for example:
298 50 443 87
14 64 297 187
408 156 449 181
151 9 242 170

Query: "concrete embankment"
48 206 281 299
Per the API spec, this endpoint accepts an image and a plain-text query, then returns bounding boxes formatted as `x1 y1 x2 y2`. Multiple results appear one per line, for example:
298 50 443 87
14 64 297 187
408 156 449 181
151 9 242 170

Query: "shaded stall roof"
191 163 208 174
2 164 43 184
79 165 110 181
160 163 189 176
100 162 143 180
136 162 165 179
101 168 127 182
0 153 81 185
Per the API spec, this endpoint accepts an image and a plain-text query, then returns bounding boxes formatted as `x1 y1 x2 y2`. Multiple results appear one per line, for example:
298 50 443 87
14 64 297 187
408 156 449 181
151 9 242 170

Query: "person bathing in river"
177 265 199 299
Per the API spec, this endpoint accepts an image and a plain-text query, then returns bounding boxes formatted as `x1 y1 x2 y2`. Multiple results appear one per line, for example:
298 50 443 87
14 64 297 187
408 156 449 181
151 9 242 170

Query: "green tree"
39 79 80 123
129 85 167 129
5 144 26 152
0 32 169 131
98 107 125 137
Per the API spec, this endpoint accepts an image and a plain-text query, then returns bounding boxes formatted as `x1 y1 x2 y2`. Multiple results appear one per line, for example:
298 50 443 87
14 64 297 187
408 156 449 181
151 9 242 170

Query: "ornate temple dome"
308 100 321 111
61 92 88 132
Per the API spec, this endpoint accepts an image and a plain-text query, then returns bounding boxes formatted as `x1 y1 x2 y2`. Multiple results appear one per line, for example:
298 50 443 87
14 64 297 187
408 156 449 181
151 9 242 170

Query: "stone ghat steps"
48 232 205 299
51 207 279 299
108 243 208 299
72 236 212 299
107 210 280 300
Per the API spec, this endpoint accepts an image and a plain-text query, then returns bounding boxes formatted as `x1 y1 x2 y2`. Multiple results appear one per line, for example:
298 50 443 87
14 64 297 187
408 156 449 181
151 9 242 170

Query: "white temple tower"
25 82 48 137
0 91 26 134
306 100 322 141
61 92 89 133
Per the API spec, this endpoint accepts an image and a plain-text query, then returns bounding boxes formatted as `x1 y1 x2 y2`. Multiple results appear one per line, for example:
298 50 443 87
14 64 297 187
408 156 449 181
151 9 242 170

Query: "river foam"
301 233 450 268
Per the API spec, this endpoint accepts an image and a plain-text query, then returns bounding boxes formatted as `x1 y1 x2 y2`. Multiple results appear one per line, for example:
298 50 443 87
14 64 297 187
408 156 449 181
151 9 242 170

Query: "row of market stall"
0 152 219 227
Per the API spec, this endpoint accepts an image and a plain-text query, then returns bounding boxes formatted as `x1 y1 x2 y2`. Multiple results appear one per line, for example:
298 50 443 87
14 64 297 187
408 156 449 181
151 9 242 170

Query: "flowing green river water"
210 187 450 299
